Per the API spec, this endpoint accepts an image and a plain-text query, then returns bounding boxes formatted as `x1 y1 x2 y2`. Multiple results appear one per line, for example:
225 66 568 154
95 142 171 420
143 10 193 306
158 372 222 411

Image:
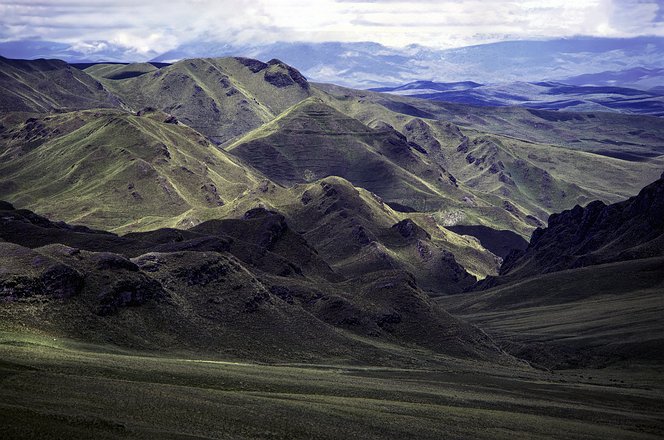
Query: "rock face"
478 173 664 288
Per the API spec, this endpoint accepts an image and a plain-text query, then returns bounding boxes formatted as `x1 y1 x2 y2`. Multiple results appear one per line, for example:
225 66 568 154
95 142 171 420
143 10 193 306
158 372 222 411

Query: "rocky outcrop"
477 173 664 289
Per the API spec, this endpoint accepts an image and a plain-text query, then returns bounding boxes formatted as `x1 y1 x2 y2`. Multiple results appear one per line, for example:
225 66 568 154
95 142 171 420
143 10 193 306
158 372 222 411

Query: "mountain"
139 37 664 88
561 67 664 90
479 173 664 288
0 56 121 112
226 97 468 209
86 57 311 144
372 80 664 116
3 37 663 88
1 50 663 439
0 200 508 364
438 174 664 368
2 56 663 243
0 108 265 232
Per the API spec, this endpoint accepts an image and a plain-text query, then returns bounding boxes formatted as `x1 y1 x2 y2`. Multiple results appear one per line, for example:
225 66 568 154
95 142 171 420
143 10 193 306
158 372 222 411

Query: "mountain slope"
0 201 509 364
0 56 121 112
0 109 266 232
479 173 664 288
91 57 311 144
439 256 664 368
227 97 468 211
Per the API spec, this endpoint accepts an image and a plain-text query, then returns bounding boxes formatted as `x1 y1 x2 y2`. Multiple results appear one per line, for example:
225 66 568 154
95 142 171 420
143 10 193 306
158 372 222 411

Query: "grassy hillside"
0 109 265 231
0 202 508 363
439 257 664 369
96 57 311 144
0 56 121 113
477 173 664 289
227 97 469 208
1 333 663 439
316 82 664 162
315 83 664 236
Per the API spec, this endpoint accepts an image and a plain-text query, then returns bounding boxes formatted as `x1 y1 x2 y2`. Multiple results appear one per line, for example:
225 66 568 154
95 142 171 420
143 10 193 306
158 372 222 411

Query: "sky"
1 0 663 58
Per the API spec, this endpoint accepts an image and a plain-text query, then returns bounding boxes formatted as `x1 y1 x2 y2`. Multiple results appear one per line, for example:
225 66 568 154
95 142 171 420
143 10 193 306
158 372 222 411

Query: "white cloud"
0 0 661 56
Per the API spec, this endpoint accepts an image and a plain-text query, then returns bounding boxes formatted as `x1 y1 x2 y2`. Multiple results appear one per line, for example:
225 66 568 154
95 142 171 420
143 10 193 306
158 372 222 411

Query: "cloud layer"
1 0 662 58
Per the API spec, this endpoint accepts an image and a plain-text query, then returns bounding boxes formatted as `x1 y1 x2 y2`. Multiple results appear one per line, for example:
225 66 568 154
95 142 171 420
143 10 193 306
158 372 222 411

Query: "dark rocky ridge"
477 173 664 289
0 202 508 365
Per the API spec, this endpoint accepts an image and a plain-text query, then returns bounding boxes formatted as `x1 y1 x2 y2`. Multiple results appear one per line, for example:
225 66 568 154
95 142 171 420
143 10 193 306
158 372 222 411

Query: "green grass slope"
1 333 663 439
98 57 311 144
0 56 121 112
227 97 472 211
0 109 266 232
164 175 501 288
315 83 664 236
0 203 510 364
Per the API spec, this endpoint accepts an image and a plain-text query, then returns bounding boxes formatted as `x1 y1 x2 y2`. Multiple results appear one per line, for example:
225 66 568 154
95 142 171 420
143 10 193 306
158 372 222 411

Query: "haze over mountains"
3 37 664 89
1 38 663 438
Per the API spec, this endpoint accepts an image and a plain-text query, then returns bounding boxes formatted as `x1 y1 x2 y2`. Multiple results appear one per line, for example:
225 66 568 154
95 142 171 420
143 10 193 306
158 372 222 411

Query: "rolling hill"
0 56 121 113
87 57 311 144
0 108 266 231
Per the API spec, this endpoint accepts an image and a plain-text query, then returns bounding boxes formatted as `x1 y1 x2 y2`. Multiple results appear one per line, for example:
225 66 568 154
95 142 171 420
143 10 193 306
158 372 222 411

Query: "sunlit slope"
0 56 121 112
315 83 664 235
0 109 266 231
97 57 312 144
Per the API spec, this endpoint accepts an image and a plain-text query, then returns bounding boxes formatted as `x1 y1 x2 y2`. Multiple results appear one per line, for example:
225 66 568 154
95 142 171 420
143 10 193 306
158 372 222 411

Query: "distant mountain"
372 80 664 116
561 67 664 90
2 37 663 88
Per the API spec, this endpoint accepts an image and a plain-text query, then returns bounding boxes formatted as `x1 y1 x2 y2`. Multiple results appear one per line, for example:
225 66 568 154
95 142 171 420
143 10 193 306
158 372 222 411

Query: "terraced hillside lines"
0 56 121 112
0 109 265 232
227 98 470 211
95 57 312 144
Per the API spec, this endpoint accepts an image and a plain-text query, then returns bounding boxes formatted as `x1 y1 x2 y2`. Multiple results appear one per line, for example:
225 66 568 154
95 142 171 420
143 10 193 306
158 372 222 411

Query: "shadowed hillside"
439 175 664 368
0 201 509 364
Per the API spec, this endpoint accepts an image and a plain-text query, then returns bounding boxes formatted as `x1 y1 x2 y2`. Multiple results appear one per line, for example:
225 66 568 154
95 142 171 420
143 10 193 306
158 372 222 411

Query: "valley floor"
1 332 662 439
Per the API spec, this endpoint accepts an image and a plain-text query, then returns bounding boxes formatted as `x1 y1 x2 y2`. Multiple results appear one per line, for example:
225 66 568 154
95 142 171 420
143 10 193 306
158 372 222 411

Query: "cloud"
0 0 661 58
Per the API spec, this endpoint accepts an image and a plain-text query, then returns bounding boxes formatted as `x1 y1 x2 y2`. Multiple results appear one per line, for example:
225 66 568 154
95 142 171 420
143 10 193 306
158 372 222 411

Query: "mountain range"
1 52 663 438
372 78 664 116
2 37 663 88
